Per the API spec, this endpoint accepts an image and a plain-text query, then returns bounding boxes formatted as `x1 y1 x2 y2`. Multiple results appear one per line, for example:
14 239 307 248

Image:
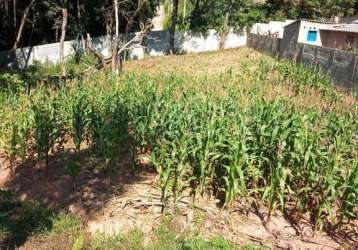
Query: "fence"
248 33 358 92
0 30 247 69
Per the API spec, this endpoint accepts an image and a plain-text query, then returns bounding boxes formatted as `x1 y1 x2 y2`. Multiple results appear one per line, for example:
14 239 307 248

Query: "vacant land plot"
0 48 357 249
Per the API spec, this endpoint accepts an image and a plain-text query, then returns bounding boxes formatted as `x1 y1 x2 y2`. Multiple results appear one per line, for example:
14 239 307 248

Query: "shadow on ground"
0 139 357 249
0 139 153 249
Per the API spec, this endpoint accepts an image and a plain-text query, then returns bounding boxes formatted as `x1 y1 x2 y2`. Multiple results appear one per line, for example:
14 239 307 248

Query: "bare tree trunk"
106 21 112 55
219 13 229 50
3 0 9 14
13 0 34 50
13 0 17 28
111 0 120 73
183 0 187 24
60 7 68 76
76 0 86 51
114 0 119 37
123 17 133 62
86 33 105 68
169 0 179 54
219 30 229 50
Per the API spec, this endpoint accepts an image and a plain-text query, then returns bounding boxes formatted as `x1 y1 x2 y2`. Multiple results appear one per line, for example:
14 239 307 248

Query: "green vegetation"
1 50 357 231
2 0 357 53
162 0 358 32
0 54 98 103
0 49 357 248
0 0 159 51
261 0 357 20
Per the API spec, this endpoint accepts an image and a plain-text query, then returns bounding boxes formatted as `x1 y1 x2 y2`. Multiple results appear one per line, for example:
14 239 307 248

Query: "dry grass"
124 48 260 76
125 48 358 114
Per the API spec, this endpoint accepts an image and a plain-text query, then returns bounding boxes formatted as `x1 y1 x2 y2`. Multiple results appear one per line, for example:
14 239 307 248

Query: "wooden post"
330 50 336 87
300 44 305 64
351 55 357 90
314 47 318 72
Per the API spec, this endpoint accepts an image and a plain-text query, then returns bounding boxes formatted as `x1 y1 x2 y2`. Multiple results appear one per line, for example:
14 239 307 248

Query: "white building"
289 20 333 47
282 19 358 48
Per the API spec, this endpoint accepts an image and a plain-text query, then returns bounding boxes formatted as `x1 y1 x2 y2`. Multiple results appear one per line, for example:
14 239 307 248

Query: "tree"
85 0 157 73
13 0 35 50
189 0 263 49
182 0 187 24
262 0 299 20
262 0 357 20
59 1 68 76
169 0 179 54
112 0 120 72
321 0 356 18
13 0 17 29
0 0 158 52
76 0 85 51
45 0 69 75
297 0 321 19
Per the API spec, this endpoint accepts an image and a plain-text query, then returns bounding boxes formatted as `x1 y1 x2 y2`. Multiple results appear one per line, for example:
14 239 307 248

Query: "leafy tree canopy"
189 0 263 34
0 0 159 50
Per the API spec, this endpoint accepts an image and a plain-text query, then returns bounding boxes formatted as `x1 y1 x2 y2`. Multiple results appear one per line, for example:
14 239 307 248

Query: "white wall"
176 30 246 53
0 30 247 68
251 20 294 39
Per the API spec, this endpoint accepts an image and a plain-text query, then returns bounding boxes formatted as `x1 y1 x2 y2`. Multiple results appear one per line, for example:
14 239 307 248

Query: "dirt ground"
1 146 357 250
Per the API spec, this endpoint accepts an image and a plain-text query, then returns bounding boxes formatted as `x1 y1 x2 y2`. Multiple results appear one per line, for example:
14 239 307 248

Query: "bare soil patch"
86 176 357 249
1 148 356 249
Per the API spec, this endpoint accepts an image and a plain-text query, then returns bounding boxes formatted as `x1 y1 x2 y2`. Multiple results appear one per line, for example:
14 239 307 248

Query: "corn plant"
0 51 357 231
70 90 89 152
31 92 62 168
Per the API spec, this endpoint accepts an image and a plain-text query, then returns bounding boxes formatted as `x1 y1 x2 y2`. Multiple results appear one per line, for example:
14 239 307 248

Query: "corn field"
0 51 357 230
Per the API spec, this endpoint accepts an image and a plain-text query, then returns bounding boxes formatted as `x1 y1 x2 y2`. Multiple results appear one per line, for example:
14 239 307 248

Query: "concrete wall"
247 34 280 57
248 33 358 92
0 29 247 68
280 21 300 60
